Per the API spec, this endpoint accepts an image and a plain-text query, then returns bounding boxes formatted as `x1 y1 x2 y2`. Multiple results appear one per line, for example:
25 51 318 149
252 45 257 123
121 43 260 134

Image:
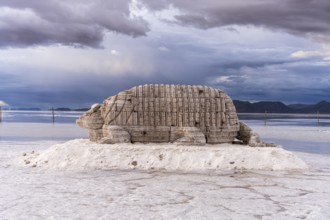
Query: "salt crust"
25 139 308 171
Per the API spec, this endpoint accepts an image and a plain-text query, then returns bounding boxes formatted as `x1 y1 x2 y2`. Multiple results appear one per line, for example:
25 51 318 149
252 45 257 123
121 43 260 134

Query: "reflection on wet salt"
250 125 330 155
0 110 82 123
238 113 330 127
0 123 87 141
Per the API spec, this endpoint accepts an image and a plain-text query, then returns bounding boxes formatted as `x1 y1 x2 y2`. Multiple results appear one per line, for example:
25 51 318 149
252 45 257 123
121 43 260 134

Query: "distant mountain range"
3 101 330 114
233 100 330 113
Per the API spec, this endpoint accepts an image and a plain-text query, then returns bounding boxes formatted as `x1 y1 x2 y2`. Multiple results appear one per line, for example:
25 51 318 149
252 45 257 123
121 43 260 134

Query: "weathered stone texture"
77 84 269 146
100 125 131 144
237 122 277 147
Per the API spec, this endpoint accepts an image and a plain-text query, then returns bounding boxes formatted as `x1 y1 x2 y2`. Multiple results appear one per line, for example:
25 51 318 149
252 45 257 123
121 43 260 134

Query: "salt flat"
1 139 330 220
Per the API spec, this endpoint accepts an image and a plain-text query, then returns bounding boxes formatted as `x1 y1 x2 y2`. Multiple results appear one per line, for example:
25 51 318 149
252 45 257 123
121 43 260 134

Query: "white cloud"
290 50 324 58
215 76 232 83
111 49 120 56
0 100 8 106
158 46 169 52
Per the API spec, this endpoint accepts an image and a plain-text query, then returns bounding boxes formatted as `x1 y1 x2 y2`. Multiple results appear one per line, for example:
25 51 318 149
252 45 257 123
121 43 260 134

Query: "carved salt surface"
77 84 244 145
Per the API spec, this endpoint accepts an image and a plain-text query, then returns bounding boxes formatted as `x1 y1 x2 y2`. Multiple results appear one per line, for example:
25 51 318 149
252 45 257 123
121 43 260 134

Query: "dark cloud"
207 59 330 104
1 0 329 107
141 0 330 42
2 0 328 48
0 0 149 48
2 55 330 108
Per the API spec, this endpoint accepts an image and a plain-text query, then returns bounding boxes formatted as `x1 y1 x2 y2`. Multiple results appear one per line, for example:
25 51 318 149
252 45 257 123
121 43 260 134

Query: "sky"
1 0 330 108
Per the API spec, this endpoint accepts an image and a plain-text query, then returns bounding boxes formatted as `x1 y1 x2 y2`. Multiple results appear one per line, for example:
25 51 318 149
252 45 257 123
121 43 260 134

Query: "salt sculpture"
77 84 270 146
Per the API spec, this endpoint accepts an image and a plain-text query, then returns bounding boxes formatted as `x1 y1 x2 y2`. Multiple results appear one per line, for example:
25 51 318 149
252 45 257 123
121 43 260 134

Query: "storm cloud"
2 0 330 48
0 0 330 108
141 0 330 43
0 0 149 48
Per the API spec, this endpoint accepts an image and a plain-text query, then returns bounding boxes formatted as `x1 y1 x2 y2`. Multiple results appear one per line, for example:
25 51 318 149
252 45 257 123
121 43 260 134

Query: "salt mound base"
24 139 308 171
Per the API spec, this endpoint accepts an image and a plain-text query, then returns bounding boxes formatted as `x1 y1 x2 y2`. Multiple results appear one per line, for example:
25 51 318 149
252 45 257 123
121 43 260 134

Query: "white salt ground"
1 124 330 220
24 139 308 171
0 140 329 220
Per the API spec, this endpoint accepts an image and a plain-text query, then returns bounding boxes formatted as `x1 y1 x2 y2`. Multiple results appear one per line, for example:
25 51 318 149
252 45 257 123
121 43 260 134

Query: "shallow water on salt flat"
238 113 330 155
238 113 330 127
0 110 82 123
0 122 87 141
244 124 330 155
1 112 330 154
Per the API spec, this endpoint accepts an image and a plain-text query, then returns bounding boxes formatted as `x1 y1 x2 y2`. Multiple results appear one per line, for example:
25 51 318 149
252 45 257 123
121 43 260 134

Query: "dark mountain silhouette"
233 100 330 113
54 107 71 111
233 100 294 113
302 101 330 113
287 104 312 109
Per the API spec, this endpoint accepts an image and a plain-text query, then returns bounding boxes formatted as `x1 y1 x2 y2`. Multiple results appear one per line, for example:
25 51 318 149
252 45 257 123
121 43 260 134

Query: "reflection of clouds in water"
1 110 82 123
0 123 87 141
248 124 330 154
240 113 330 127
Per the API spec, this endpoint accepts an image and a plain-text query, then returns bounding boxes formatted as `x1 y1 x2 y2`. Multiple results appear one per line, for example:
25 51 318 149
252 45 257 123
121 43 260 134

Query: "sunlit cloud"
0 100 8 106
158 46 169 52
291 50 325 59
111 49 120 56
